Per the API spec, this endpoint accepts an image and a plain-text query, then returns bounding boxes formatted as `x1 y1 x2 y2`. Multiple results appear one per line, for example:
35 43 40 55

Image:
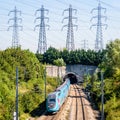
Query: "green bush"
0 48 59 120
105 97 120 120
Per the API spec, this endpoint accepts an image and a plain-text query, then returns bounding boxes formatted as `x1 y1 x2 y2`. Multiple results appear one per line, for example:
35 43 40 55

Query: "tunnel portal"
63 72 78 84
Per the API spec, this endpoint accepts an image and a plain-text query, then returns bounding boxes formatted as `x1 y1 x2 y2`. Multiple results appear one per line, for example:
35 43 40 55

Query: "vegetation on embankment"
0 48 57 120
1 39 120 120
86 39 120 120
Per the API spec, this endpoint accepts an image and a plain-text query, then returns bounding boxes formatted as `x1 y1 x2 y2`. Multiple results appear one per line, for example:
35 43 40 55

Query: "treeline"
86 39 120 120
102 39 120 120
0 48 57 120
1 39 120 120
36 47 106 66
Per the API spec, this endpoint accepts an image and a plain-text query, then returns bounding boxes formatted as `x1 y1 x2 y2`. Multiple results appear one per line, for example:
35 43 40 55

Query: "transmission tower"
81 39 88 51
8 6 22 48
90 1 107 51
34 5 50 54
62 4 78 51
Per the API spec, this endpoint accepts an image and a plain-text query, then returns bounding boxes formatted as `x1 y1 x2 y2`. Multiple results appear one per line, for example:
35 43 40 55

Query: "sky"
0 0 120 53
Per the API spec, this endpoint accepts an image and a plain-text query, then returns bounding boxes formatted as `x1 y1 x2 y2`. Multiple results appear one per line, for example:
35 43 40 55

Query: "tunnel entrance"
63 72 78 84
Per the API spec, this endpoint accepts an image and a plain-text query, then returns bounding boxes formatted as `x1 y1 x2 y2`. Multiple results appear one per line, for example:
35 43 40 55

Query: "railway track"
36 86 72 120
36 84 97 120
78 85 87 120
69 84 86 120
68 84 97 120
77 84 97 120
69 85 78 120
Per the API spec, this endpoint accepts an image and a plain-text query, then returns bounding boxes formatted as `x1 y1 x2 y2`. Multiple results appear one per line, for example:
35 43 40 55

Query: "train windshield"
48 94 56 102
49 99 55 102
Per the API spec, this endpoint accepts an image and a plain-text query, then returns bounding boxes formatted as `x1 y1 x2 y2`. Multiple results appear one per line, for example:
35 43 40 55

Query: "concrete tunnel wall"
63 72 78 84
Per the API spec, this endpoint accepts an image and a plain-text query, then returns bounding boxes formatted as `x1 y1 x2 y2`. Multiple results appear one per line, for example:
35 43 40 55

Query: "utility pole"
15 67 19 120
8 6 22 48
62 4 78 51
90 0 107 51
57 66 60 86
44 67 47 100
34 5 50 54
101 71 104 120
81 39 88 51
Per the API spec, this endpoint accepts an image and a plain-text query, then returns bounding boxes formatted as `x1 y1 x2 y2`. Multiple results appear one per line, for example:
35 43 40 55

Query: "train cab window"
49 99 55 102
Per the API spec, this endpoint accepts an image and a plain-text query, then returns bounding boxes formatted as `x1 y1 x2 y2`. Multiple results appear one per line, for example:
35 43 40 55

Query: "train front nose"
48 102 55 108
46 94 57 112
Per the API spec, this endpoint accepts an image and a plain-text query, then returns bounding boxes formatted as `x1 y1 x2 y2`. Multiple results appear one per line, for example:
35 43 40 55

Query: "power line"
81 39 88 50
62 4 78 51
55 0 68 6
95 0 120 13
8 6 23 48
15 0 38 9
34 5 50 54
90 1 107 51
74 0 96 7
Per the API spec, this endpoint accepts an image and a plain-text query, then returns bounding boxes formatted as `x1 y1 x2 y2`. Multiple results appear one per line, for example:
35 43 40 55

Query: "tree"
101 39 120 79
97 39 120 120
60 49 69 64
53 58 66 66
35 53 43 63
36 47 105 66
43 47 60 64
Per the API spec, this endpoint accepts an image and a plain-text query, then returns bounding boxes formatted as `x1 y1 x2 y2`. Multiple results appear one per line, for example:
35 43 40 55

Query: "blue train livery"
46 78 70 113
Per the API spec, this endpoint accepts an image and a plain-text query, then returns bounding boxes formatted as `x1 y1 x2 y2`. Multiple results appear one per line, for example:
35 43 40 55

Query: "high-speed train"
46 78 70 113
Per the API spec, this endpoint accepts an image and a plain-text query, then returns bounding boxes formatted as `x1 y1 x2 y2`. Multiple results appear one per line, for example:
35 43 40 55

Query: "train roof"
56 78 69 91
47 90 60 97
48 92 56 95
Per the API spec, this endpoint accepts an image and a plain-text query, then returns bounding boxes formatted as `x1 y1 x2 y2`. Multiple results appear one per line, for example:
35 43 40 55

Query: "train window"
49 99 55 102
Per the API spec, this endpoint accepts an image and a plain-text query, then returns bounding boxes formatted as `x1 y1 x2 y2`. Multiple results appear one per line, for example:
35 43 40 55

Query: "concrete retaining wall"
46 64 97 80
46 65 66 77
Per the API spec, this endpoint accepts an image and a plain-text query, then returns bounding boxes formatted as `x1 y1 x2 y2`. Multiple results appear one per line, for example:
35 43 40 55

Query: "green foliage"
35 53 43 63
0 48 43 119
36 47 105 66
43 47 60 64
0 48 59 120
20 92 42 113
60 49 70 64
46 77 58 94
53 58 66 66
105 97 120 120
102 39 120 78
90 39 120 119
47 77 58 88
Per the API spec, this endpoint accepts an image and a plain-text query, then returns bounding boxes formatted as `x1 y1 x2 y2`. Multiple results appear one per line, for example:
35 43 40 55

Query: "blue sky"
0 0 120 52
